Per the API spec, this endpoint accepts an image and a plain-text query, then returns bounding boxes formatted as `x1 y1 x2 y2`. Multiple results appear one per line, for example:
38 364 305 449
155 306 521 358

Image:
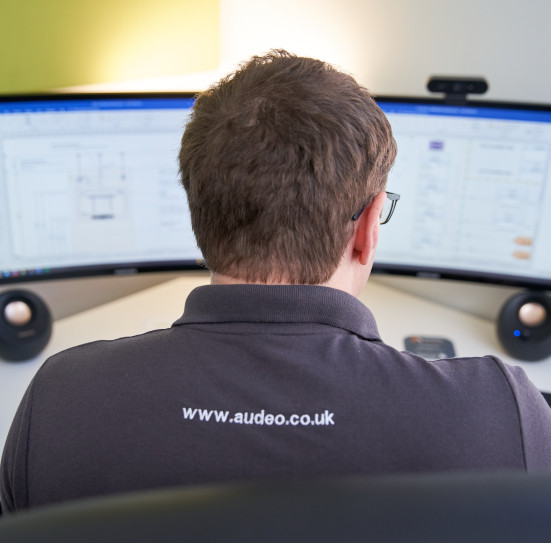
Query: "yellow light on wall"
0 0 220 94
99 0 219 83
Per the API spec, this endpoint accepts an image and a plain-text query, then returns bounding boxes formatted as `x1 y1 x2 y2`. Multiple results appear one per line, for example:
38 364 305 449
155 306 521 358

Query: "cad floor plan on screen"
0 99 202 275
375 103 551 283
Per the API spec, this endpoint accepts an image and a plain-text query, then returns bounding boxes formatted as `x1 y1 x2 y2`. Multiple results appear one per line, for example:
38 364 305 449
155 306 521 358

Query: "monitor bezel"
372 94 551 291
0 91 204 286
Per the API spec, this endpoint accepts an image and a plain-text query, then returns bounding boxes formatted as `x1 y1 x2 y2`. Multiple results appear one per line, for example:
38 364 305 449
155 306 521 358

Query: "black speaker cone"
0 290 52 362
497 291 551 362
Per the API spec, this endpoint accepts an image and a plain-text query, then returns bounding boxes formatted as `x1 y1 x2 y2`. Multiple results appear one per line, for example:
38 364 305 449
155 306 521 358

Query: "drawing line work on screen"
374 101 551 288
0 96 203 281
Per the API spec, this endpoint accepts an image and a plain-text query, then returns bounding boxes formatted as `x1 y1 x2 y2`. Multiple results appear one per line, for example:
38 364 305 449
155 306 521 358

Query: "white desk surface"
2 275 551 451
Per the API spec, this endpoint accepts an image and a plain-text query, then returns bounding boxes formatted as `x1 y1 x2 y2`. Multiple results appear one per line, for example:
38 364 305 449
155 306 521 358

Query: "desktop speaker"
0 290 52 362
497 291 551 362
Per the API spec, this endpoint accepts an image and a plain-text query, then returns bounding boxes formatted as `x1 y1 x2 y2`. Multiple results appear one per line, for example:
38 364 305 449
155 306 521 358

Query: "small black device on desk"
405 336 456 360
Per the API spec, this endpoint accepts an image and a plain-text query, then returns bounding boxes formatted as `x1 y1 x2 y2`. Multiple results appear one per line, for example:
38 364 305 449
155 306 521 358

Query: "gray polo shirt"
2 284 551 512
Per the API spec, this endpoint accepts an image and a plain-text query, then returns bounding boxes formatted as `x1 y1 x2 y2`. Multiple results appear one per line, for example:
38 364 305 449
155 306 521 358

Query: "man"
2 50 551 513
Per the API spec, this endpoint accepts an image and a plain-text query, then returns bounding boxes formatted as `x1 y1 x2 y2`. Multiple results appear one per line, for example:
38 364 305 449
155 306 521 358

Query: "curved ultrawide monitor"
0 93 202 284
374 97 551 290
1 92 551 290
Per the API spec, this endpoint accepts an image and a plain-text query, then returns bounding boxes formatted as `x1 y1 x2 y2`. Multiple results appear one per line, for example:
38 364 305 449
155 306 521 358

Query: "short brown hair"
179 50 396 284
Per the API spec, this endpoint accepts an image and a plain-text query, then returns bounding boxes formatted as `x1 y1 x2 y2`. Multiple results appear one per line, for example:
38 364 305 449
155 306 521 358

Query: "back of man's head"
179 50 396 284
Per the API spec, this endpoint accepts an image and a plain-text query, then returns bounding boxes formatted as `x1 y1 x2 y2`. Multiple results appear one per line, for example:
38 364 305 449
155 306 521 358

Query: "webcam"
427 76 488 95
427 76 488 102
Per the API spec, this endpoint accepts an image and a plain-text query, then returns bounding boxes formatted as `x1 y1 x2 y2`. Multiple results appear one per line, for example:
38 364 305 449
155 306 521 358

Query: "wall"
219 0 550 103
0 0 219 93
68 0 551 104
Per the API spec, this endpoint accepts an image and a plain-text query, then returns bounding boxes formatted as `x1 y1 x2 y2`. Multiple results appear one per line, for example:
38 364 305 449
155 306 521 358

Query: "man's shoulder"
37 326 178 379
369 341 503 377
428 353 538 396
372 346 538 405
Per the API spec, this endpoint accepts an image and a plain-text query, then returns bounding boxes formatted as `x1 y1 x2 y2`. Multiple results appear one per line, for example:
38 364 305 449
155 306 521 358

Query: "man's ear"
353 191 386 266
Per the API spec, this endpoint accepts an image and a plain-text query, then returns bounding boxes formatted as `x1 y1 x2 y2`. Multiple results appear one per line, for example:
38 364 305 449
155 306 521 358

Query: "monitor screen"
0 93 202 284
374 97 551 290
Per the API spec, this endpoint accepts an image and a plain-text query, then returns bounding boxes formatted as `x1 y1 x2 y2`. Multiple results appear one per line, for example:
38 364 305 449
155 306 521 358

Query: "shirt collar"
173 284 381 341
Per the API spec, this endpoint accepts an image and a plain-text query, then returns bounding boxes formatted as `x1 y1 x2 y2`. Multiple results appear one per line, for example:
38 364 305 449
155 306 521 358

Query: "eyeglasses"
351 191 400 225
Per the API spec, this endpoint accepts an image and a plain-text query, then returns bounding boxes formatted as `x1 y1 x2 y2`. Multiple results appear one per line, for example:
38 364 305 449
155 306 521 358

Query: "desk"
1 274 551 450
